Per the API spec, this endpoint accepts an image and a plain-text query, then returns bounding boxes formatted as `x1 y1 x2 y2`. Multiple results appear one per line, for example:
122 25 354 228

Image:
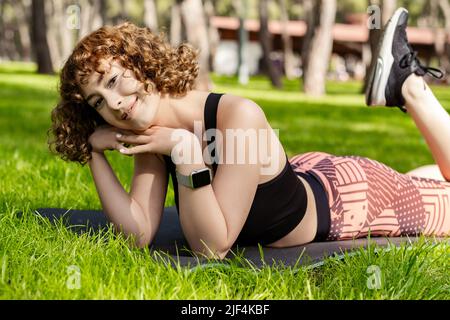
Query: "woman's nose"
105 93 123 111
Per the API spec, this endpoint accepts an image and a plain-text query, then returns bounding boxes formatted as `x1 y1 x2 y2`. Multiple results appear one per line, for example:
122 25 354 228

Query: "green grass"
0 62 449 299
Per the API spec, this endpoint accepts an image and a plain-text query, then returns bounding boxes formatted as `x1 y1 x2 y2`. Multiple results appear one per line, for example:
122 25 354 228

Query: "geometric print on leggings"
289 151 450 241
408 175 450 236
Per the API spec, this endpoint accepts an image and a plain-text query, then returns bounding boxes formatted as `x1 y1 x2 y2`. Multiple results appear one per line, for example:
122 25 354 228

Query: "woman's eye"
107 75 117 88
94 98 103 109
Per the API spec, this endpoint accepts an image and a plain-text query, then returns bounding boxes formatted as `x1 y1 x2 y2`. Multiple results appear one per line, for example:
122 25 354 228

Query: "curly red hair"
47 22 199 165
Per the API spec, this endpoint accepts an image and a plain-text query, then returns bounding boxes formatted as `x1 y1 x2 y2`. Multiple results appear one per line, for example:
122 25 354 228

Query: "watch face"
192 169 212 188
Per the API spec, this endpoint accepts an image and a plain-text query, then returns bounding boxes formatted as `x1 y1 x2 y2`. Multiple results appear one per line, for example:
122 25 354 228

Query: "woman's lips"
123 97 138 120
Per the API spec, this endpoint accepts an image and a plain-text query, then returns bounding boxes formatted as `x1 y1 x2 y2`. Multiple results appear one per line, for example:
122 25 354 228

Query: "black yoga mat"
32 206 445 269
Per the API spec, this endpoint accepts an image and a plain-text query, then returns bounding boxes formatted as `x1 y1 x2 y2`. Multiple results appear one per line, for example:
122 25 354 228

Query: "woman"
48 8 449 260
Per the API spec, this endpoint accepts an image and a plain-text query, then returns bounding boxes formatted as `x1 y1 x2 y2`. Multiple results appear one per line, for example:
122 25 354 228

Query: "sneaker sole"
365 8 408 106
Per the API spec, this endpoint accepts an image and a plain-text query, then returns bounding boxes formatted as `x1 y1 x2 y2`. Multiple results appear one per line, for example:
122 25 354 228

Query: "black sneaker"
365 7 444 112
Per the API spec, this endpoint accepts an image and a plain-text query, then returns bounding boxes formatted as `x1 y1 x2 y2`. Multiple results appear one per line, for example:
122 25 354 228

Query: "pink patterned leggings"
289 152 450 241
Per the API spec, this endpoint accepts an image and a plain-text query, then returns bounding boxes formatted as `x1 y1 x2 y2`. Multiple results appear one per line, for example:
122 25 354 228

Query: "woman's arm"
88 151 154 248
176 99 268 259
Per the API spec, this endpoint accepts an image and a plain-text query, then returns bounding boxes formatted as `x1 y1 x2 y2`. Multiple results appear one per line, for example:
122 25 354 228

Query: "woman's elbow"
215 248 230 260
126 233 153 249
114 225 154 249
192 244 231 260
135 228 156 249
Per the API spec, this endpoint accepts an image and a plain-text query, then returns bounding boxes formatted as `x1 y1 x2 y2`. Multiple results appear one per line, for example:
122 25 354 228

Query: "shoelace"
399 51 445 79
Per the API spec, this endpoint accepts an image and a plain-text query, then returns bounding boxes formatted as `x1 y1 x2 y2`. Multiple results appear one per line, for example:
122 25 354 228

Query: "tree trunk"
144 0 158 32
0 0 5 60
302 0 336 96
170 1 183 46
204 0 220 72
100 0 109 25
54 0 76 66
233 0 249 85
259 0 282 88
78 0 103 40
79 0 91 39
1 0 19 61
31 0 54 74
46 0 63 71
301 0 315 84
11 0 32 61
438 0 450 82
279 0 296 79
90 0 104 31
381 0 397 25
117 0 128 24
180 0 211 90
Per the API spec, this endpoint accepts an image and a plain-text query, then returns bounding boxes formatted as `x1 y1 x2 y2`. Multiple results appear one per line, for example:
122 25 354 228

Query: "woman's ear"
123 69 132 78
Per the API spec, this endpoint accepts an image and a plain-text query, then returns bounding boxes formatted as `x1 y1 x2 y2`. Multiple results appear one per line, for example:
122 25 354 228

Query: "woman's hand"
88 124 135 154
116 126 199 157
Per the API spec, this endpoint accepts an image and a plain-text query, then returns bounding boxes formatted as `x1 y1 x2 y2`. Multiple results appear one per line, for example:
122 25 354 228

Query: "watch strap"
175 170 193 188
176 167 212 189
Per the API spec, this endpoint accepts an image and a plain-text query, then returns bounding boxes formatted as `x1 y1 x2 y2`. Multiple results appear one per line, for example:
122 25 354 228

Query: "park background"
0 0 449 299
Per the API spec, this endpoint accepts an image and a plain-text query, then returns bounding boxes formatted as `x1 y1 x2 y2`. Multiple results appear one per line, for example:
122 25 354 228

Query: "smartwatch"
175 167 212 189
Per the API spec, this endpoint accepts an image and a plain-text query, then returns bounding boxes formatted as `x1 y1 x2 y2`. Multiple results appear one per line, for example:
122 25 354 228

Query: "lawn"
0 62 448 299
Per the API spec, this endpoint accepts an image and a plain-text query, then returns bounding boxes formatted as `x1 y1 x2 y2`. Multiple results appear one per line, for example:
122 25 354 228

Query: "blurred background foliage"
1 0 450 96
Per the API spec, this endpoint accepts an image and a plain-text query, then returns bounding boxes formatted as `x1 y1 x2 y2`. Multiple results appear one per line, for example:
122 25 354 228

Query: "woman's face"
80 58 160 131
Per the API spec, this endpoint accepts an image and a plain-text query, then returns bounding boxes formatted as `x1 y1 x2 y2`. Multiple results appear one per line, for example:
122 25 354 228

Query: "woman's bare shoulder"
220 93 259 109
218 94 267 128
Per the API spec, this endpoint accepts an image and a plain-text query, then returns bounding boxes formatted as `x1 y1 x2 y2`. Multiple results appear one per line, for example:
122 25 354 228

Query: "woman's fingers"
115 142 126 151
116 133 150 145
115 142 133 156
119 144 151 155
114 129 155 155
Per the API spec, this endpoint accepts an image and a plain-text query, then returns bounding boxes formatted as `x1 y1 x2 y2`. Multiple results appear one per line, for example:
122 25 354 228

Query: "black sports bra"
163 93 308 246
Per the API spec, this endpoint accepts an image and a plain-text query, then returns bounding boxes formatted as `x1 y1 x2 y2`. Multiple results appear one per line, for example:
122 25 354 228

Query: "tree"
46 0 62 71
381 0 397 25
438 0 450 82
302 0 337 96
259 0 282 88
180 0 212 90
279 0 296 79
170 0 183 46
31 0 54 74
53 0 77 68
144 0 158 32
119 0 128 22
418 0 450 79
204 0 220 72
11 0 32 61
78 0 103 40
100 0 109 25
233 0 249 85
0 0 5 60
41 0 103 71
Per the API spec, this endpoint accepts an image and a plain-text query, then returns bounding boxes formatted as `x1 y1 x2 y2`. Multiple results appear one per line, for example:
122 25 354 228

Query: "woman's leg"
402 74 450 181
365 7 448 180
294 153 450 239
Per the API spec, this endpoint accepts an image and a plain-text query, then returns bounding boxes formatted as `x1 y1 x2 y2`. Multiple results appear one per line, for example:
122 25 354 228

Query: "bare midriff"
265 175 318 247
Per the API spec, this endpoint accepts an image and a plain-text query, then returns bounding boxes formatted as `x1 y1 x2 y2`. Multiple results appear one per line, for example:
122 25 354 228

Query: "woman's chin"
131 121 152 132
